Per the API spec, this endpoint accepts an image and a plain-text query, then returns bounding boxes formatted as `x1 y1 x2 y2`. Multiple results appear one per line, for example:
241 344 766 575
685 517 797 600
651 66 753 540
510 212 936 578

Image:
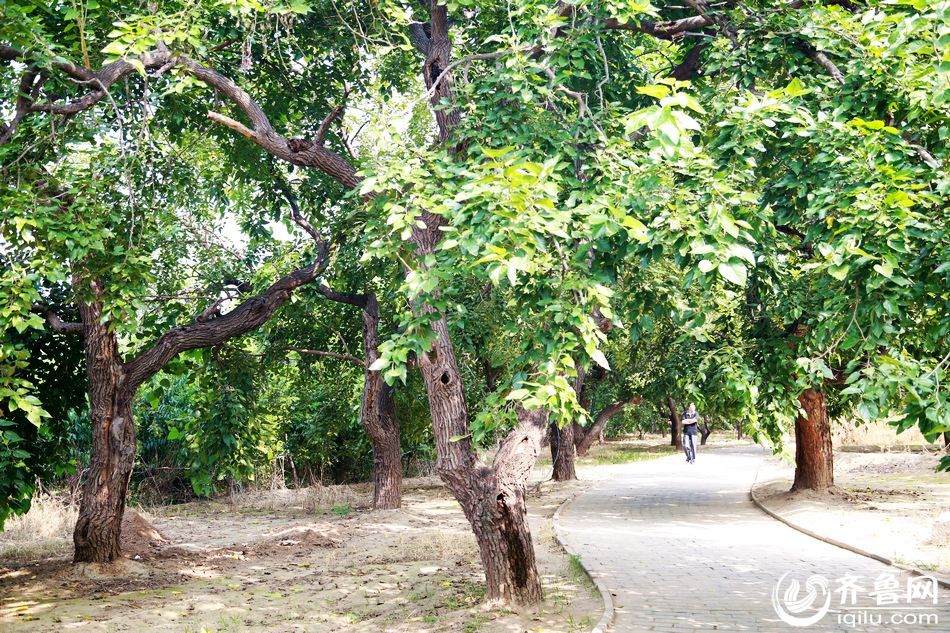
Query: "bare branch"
32 304 83 335
315 104 344 145
796 41 845 85
289 347 364 366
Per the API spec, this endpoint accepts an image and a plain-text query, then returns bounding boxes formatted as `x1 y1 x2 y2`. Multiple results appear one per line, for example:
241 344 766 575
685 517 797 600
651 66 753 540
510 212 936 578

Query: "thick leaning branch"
32 304 84 335
0 44 363 186
575 396 642 456
123 253 328 390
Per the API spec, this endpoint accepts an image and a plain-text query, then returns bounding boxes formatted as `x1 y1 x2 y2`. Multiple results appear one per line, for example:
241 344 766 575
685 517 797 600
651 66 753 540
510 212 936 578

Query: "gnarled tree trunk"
575 397 641 456
73 299 134 563
65 235 329 562
462 406 547 604
549 421 576 481
667 396 683 450
414 306 546 604
792 388 834 491
360 294 402 509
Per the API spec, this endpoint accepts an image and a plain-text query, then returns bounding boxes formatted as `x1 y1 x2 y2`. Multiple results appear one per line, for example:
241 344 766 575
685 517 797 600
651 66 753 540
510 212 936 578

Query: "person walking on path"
682 403 699 463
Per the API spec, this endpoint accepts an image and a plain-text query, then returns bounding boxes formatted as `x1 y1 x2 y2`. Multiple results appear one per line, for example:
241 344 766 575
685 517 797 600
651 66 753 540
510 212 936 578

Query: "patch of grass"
567 553 587 580
568 614 595 631
0 494 77 561
463 613 489 632
331 504 352 517
582 443 677 465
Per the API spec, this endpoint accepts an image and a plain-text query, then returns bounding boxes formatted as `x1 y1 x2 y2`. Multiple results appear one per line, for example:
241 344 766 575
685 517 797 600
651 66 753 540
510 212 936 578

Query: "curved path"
556 445 949 632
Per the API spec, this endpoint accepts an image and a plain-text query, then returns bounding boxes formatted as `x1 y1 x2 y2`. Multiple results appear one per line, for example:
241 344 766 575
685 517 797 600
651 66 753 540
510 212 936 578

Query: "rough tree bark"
9 0 558 600
358 293 402 509
295 288 403 509
548 420 576 481
792 388 834 491
72 291 135 563
548 369 582 481
667 396 684 451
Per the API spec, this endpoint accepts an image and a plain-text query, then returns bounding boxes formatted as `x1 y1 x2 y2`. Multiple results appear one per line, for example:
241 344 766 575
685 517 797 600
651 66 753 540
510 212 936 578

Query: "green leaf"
717 260 747 287
636 84 670 99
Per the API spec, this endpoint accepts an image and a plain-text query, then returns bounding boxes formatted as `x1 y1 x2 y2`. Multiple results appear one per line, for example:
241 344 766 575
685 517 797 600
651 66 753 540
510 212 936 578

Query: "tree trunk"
667 396 683 451
736 420 743 439
575 397 641 456
700 421 712 445
407 6 543 603
73 299 135 563
416 307 545 604
67 243 327 562
461 473 542 606
360 294 402 509
461 405 547 605
549 421 576 481
547 368 579 481
792 388 834 491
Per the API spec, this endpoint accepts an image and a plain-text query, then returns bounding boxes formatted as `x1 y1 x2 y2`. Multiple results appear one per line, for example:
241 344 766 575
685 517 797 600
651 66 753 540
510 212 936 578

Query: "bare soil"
0 477 599 632
754 450 950 578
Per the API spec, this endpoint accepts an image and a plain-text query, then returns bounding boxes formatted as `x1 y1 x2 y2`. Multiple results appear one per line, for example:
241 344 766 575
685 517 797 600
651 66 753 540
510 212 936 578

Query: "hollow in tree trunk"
667 396 683 451
549 421 576 481
461 466 543 606
415 306 545 604
792 388 834 491
408 5 543 604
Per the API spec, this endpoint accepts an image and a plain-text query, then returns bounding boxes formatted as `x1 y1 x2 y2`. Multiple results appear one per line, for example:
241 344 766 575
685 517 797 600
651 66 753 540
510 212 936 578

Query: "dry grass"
833 418 934 448
232 482 372 513
0 494 78 561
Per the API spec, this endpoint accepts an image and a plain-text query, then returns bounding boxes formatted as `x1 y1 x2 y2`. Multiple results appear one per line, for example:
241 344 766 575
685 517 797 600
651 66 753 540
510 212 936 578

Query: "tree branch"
123 255 328 390
289 347 364 366
32 304 83 335
576 396 642 455
0 45 363 189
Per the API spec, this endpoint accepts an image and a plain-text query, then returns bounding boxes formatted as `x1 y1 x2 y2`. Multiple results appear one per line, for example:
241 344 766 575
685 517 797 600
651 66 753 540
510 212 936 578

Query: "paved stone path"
556 445 949 632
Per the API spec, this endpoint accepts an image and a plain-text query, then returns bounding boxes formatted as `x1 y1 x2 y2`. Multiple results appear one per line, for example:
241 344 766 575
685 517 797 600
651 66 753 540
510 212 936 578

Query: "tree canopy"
1 0 947 603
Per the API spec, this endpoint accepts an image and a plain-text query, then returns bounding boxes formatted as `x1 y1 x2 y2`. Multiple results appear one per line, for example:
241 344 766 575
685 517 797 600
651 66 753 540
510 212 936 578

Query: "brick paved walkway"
556 445 949 632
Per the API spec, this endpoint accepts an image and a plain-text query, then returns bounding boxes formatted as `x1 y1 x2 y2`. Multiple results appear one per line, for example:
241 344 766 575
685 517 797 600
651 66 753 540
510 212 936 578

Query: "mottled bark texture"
792 388 834 491
73 296 134 563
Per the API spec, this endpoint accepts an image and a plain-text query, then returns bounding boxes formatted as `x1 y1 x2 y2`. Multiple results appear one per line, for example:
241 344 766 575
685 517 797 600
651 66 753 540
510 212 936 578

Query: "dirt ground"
754 449 950 579
0 475 600 633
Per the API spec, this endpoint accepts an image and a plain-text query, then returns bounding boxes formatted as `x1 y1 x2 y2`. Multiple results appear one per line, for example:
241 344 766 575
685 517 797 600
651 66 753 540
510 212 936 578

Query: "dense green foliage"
0 0 947 526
